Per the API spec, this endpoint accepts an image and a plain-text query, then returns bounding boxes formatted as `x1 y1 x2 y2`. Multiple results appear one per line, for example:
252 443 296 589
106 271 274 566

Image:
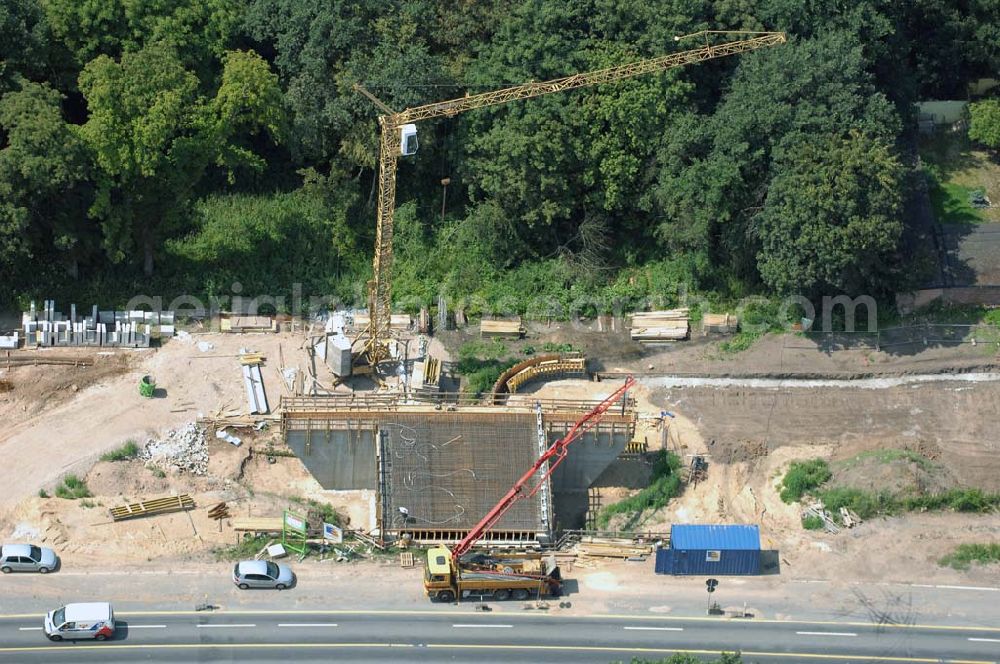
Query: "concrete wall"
549 428 632 529
285 427 376 490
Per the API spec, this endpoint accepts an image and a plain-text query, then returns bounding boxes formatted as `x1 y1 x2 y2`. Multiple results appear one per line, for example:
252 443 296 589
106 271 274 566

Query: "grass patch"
924 164 987 224
214 534 269 562
149 466 167 479
832 449 939 474
455 340 518 396
597 451 683 529
780 459 832 503
939 543 1000 570
100 440 140 462
54 474 91 500
719 331 763 354
79 499 96 509
287 496 342 526
801 514 825 530
38 489 49 498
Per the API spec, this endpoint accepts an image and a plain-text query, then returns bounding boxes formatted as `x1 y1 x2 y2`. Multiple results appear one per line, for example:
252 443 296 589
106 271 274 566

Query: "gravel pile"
140 423 208 475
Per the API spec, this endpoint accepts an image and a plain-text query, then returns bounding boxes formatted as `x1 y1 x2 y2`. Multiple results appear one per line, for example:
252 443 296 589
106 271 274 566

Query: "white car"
44 602 115 641
232 560 294 589
0 544 58 574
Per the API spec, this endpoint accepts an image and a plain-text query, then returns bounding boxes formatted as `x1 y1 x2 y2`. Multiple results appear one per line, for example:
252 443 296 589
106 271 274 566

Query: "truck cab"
423 546 457 602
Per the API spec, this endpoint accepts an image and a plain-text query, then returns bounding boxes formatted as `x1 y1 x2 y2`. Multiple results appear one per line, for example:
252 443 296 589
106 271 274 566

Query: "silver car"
232 560 294 589
0 544 58 574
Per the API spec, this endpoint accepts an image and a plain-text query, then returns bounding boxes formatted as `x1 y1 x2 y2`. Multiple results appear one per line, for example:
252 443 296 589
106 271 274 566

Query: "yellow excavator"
354 30 786 370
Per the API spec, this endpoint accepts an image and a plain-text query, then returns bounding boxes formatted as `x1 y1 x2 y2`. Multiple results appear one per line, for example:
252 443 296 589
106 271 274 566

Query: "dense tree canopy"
0 0 997 310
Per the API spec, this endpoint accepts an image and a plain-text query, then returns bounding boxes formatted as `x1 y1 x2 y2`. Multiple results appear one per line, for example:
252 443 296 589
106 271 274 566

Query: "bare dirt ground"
1 325 998 592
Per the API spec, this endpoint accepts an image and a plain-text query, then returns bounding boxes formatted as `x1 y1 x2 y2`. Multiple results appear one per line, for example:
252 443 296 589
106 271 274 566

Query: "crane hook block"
400 124 418 155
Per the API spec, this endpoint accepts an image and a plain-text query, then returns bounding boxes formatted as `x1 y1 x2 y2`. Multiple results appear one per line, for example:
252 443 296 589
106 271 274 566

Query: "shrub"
780 459 832 503
939 543 1000 570
38 489 49 498
101 440 140 462
54 474 91 500
818 487 895 521
597 451 683 529
802 515 825 530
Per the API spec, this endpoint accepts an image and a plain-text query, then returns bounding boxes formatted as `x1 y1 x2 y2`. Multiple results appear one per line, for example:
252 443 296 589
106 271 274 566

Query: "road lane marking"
795 631 857 637
1 609 998 633
126 624 166 629
0 642 990 662
452 624 512 628
969 637 1000 643
17 627 42 631
278 623 338 627
624 626 684 631
196 623 256 628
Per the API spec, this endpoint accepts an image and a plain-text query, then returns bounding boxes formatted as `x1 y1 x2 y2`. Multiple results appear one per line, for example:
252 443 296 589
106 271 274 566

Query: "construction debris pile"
628 309 690 342
140 423 208 475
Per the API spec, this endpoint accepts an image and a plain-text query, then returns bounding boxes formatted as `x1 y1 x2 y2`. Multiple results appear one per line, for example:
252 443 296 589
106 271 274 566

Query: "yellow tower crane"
354 30 786 368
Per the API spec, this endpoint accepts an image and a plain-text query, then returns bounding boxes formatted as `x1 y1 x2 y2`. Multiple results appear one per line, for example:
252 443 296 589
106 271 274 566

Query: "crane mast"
451 376 636 558
355 31 786 366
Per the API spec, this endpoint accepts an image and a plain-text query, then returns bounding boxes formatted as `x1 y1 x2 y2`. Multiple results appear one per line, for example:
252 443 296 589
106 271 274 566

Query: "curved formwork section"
491 353 587 403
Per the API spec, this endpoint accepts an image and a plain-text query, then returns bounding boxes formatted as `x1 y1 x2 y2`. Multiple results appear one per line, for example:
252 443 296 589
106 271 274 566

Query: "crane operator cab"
400 124 418 155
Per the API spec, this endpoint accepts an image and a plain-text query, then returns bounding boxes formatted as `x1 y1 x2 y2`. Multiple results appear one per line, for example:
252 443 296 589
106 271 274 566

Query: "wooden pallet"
110 494 195 521
400 552 415 568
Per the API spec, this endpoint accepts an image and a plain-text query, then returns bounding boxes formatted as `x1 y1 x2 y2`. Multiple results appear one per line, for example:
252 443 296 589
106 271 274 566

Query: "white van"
43 602 115 641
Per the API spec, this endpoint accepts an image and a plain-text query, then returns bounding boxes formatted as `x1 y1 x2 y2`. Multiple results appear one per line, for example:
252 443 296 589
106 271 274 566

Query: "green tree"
969 99 1000 150
461 0 700 261
0 0 51 94
0 81 92 283
653 31 901 287
79 43 283 275
757 131 904 296
42 0 242 71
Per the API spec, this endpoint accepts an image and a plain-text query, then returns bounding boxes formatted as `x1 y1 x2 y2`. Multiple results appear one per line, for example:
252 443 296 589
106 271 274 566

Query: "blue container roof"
670 524 760 550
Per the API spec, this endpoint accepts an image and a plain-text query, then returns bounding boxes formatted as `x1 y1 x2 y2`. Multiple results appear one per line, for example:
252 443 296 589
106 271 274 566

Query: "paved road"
1 609 998 663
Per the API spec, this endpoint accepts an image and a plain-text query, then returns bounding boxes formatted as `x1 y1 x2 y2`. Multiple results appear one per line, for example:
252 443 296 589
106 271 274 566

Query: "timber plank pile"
480 318 525 339
702 313 738 334
628 309 690 342
351 313 412 330
110 494 195 521
576 536 655 560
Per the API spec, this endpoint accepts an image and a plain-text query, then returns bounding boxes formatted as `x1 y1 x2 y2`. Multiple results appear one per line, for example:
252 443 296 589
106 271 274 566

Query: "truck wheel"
493 589 511 601
513 589 530 600
95 635 107 641
437 590 455 603
48 635 62 641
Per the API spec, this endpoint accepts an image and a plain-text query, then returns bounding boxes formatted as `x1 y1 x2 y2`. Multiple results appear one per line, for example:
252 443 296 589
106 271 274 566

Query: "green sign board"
282 509 308 555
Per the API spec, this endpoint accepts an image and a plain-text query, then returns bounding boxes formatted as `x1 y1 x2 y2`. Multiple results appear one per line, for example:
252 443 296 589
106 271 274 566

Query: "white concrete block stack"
20 300 176 348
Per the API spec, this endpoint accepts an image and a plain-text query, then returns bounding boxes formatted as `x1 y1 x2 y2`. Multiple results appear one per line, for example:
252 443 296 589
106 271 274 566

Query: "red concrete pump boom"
450 376 636 558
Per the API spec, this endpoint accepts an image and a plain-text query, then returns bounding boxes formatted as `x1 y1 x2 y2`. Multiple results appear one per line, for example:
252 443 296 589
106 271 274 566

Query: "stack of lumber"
629 309 690 342
110 494 195 521
221 315 277 333
802 502 841 534
351 313 412 330
839 506 862 528
239 352 266 366
576 536 655 560
702 313 738 334
480 318 525 338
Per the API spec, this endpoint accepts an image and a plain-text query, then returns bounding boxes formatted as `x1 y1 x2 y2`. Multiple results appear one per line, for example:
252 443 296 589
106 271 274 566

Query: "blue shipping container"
655 524 761 576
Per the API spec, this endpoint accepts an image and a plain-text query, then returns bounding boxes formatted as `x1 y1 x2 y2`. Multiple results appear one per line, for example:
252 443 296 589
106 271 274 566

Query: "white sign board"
323 522 343 544
283 512 306 532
